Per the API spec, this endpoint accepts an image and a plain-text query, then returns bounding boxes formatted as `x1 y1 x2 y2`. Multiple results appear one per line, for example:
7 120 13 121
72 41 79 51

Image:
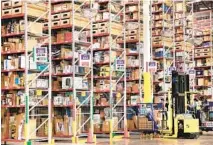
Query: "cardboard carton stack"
138 116 153 130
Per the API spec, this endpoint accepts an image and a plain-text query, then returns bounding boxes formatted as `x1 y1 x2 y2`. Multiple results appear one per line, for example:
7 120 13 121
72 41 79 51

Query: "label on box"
34 47 48 63
188 69 196 79
81 91 86 97
79 54 91 67
36 90 42 96
115 59 124 71
148 61 157 73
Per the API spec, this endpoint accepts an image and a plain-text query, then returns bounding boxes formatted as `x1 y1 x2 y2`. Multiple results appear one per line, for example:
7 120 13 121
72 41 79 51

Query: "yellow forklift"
162 71 199 139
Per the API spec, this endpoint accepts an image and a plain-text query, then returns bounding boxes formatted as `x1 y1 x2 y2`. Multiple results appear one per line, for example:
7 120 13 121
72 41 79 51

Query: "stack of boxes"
138 116 153 130
193 10 213 99
152 0 173 97
93 22 122 36
1 0 53 140
1 1 47 18
123 1 143 109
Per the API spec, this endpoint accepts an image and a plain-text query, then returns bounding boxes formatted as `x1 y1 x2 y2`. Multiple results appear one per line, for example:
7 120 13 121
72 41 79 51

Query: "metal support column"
24 1 52 145
143 0 151 72
71 0 95 143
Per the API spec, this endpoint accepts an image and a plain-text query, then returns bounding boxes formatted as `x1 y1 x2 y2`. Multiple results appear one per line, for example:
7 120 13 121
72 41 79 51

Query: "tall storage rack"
151 0 173 104
189 1 213 130
173 0 193 74
92 0 128 139
25 1 52 145
1 0 52 144
151 0 174 131
123 0 144 132
192 7 213 99
47 0 95 143
71 0 95 143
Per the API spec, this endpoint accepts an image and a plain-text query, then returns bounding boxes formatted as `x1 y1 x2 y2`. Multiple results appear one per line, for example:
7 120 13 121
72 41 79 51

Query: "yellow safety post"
143 72 152 103
109 119 113 144
71 121 78 143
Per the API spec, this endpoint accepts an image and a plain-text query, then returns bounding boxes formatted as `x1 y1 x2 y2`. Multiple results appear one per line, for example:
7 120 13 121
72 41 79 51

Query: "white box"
93 42 100 49
62 77 72 89
54 95 64 105
82 79 89 89
75 77 83 89
29 74 37 88
63 65 72 73
103 12 110 19
4 60 8 70
131 96 139 105
94 114 101 124
19 55 25 68
36 79 48 88
29 57 37 70
69 117 72 135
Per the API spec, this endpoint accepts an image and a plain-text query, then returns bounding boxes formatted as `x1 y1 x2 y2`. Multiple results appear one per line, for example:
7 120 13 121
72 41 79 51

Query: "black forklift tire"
189 133 198 139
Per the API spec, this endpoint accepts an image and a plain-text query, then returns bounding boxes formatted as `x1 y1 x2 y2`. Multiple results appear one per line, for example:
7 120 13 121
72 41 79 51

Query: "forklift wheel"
189 133 198 139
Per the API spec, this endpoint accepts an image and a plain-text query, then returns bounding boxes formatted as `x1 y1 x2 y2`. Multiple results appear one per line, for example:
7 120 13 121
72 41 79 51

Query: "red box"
64 32 72 42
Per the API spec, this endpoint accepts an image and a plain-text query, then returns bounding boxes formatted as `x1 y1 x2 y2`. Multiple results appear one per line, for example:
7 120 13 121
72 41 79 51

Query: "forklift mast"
172 71 189 115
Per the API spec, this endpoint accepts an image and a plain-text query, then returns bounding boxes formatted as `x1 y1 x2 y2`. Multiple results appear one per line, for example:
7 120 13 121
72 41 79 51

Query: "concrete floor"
2 132 213 145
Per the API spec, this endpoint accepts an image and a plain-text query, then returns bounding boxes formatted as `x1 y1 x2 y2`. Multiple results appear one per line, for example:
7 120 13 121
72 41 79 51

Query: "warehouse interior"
1 0 213 145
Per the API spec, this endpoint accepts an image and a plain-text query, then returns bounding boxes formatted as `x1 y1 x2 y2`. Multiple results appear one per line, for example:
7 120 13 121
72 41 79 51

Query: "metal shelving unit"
109 0 128 140
71 0 95 143
192 7 213 99
123 0 144 133
1 0 52 144
24 1 52 145
151 1 173 99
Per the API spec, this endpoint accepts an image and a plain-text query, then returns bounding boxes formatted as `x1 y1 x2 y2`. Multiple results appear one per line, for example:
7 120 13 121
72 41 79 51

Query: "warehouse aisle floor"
2 132 213 145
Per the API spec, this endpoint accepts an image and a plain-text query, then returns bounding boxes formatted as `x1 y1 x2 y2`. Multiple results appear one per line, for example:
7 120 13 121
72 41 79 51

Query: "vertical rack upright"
24 1 52 144
71 0 95 143
1 0 52 143
151 0 173 100
123 0 144 132
109 0 128 139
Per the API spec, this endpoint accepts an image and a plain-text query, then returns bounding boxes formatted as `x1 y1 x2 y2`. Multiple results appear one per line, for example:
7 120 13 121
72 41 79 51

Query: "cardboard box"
1 114 9 139
2 9 12 16
20 21 43 34
3 42 16 52
2 1 12 9
15 113 24 140
127 120 135 130
61 47 72 58
52 13 61 20
54 117 65 135
12 0 22 7
132 84 139 92
57 32 65 42
61 12 70 19
175 2 186 12
53 80 60 90
94 124 101 133
52 20 60 27
102 120 110 132
9 116 16 139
